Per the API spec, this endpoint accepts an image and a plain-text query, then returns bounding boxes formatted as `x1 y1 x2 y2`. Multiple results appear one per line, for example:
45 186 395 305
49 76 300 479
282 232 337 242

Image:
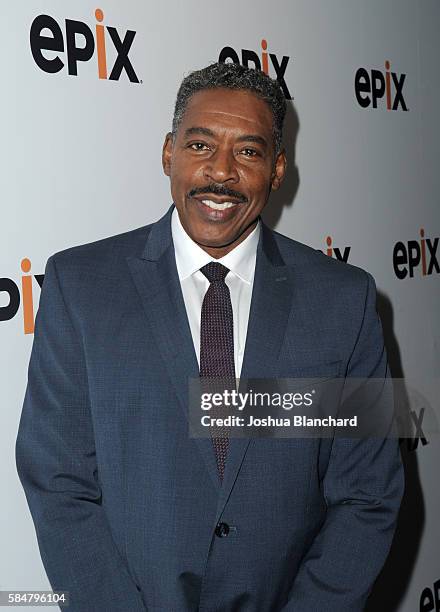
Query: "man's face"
162 88 286 257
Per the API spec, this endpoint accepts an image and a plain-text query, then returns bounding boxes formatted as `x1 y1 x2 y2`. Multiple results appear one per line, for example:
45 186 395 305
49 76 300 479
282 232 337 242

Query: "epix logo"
420 578 440 612
320 236 351 263
1 258 43 335
219 39 292 99
30 8 139 82
355 60 408 111
393 229 439 279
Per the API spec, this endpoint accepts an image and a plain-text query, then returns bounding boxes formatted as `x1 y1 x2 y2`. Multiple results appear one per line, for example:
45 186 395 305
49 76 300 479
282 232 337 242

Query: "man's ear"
162 132 174 176
271 149 287 191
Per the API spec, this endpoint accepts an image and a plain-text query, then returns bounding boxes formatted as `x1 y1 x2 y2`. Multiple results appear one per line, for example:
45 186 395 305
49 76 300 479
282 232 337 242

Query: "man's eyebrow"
236 134 268 148
184 127 216 139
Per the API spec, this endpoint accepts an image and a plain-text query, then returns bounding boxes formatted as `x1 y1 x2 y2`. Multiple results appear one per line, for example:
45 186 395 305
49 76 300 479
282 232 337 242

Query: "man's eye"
189 142 209 151
241 148 258 157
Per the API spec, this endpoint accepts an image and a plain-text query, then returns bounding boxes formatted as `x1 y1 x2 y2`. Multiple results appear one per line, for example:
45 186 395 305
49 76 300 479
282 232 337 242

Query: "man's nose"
203 148 239 184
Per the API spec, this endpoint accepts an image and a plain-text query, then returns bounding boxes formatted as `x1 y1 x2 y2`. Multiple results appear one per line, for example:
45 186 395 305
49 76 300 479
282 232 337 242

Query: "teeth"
201 199 238 210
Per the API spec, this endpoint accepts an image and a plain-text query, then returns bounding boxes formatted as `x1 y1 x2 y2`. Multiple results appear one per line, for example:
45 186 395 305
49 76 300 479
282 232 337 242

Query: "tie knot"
200 262 229 283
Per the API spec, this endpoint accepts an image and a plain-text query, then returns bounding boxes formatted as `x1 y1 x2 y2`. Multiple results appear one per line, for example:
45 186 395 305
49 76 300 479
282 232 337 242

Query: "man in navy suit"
16 62 404 611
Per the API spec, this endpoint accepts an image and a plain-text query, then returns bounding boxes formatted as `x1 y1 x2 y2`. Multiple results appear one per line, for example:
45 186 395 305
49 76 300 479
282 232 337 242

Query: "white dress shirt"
171 206 260 379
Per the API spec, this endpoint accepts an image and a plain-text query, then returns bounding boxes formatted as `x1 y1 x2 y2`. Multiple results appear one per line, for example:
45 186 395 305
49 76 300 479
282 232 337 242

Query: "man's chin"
191 231 239 251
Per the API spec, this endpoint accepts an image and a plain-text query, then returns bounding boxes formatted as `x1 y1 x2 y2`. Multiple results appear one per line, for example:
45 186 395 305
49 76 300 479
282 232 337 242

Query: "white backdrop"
2 1 439 610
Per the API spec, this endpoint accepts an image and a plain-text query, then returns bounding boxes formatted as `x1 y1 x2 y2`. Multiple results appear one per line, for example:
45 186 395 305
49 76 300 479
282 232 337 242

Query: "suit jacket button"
215 522 230 538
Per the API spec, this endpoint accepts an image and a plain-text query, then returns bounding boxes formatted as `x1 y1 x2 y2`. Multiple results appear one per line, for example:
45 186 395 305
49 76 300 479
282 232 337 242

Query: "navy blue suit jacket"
16 205 404 611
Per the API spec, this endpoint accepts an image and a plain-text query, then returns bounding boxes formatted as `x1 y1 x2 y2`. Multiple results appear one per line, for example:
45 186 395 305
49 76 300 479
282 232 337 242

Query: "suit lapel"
240 223 295 380
126 206 221 490
213 223 294 525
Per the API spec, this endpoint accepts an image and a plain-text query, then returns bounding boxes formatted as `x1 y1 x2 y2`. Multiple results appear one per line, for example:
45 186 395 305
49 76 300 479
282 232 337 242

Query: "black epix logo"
393 229 439 279
355 60 408 111
219 39 292 100
30 8 139 82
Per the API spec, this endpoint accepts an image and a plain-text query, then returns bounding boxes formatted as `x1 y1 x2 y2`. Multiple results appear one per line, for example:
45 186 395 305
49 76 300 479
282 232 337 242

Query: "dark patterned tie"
199 262 235 482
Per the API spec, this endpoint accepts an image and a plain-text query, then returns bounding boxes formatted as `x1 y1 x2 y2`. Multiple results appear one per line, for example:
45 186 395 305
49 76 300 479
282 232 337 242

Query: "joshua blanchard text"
201 415 358 428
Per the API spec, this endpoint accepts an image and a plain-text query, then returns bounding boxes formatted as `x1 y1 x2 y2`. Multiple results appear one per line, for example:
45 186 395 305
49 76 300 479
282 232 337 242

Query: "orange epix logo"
1 258 44 334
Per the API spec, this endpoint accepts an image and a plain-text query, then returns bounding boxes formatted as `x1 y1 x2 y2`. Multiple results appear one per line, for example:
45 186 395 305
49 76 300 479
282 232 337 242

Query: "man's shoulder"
48 222 154 279
271 227 371 288
271 229 377 340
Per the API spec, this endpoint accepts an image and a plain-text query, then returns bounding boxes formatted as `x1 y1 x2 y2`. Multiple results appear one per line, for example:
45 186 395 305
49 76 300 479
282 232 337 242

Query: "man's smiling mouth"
200 199 239 210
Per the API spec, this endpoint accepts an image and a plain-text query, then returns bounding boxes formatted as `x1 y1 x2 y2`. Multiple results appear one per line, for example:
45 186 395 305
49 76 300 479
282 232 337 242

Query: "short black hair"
171 62 286 155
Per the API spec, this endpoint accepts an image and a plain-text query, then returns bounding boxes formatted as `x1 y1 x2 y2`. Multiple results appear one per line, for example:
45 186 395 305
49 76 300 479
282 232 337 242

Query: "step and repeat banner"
2 1 439 610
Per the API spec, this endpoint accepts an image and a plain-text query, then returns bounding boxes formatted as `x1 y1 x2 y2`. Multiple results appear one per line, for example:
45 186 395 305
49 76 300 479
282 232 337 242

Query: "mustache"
187 184 247 203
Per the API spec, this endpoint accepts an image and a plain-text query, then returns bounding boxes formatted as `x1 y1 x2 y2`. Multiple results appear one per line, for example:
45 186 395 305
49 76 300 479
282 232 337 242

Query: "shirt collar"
171 206 260 284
